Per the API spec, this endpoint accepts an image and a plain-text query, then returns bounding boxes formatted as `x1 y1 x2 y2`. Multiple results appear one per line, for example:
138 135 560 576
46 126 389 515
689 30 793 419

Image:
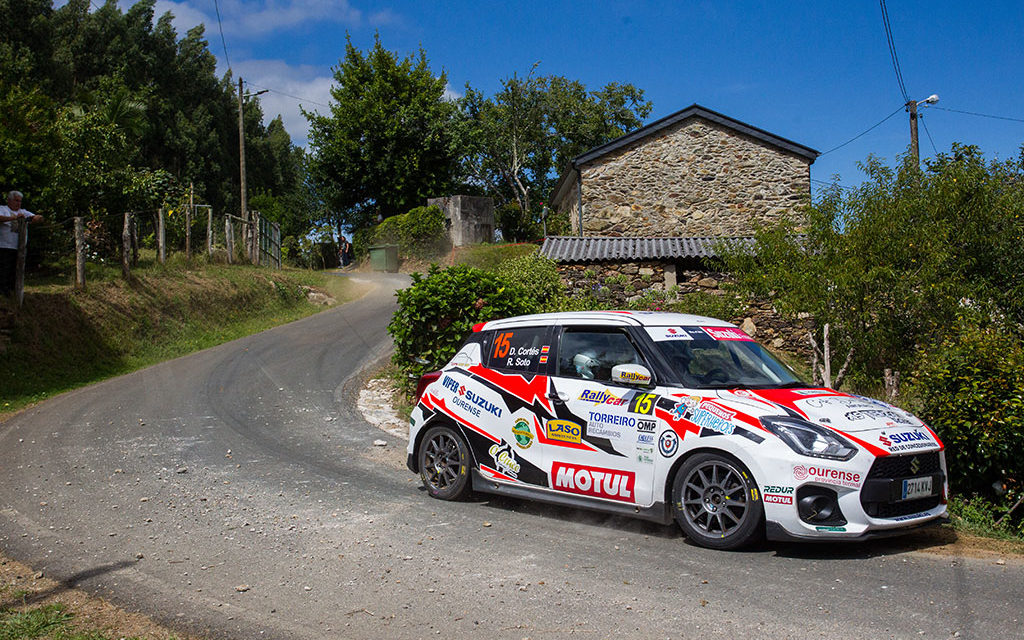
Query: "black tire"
418 425 472 501
671 452 764 550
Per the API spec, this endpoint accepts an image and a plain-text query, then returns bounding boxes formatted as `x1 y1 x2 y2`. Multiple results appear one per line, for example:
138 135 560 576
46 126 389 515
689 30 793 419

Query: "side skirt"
471 469 673 525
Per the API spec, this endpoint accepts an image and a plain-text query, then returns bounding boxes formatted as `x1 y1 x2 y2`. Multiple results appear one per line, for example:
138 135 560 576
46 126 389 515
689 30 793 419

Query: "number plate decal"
900 476 933 501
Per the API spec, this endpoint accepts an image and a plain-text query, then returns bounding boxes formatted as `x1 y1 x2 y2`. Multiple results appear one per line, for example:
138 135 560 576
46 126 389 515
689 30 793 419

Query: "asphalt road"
1 272 1022 640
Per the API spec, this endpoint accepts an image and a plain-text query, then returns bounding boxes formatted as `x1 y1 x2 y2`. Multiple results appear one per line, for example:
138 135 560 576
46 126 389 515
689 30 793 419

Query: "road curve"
1 272 1022 640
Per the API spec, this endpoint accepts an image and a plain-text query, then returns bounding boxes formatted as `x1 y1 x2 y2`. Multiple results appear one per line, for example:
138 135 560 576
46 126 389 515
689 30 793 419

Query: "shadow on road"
460 489 959 558
0 559 136 610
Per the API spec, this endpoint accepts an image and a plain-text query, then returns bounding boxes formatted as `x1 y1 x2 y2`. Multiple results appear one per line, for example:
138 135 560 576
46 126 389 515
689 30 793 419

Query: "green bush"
388 264 537 379
493 251 565 312
495 202 540 242
910 326 1024 495
354 205 449 260
948 494 1024 540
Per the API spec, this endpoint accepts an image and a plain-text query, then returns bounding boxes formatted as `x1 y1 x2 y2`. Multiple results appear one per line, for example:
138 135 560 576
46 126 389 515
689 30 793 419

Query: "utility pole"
907 99 920 166
906 94 939 167
237 77 267 264
238 77 248 260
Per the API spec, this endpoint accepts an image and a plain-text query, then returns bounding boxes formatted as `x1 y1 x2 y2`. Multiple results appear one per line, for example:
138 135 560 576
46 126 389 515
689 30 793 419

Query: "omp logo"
552 462 634 502
636 419 657 433
545 420 582 445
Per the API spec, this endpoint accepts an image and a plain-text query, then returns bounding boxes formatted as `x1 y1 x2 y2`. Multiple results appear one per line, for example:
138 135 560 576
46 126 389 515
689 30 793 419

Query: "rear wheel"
672 452 764 550
418 425 472 500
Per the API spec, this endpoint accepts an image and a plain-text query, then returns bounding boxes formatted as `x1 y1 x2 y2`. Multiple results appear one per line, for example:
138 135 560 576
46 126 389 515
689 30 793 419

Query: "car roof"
478 311 737 331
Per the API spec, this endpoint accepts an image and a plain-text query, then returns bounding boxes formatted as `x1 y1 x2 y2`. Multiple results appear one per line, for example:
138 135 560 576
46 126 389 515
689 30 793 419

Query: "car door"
543 326 659 506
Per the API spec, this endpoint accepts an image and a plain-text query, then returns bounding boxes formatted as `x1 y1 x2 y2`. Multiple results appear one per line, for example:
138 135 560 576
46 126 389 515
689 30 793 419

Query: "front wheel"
418 425 472 500
671 452 764 550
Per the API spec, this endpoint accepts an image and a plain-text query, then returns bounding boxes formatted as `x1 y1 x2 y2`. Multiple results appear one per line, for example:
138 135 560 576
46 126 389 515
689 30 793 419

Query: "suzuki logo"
909 457 920 475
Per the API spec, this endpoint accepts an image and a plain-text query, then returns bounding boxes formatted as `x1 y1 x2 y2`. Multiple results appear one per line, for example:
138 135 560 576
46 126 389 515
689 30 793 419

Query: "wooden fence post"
130 213 138 266
74 217 86 288
14 218 27 306
121 211 131 280
207 207 213 256
225 216 233 264
158 207 165 264
185 204 192 259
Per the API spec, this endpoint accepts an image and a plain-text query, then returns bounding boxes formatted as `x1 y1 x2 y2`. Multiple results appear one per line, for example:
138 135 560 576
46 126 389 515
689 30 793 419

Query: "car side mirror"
611 364 653 387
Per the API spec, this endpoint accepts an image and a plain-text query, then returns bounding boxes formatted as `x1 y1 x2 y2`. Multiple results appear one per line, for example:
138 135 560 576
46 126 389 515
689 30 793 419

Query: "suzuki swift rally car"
406 311 948 549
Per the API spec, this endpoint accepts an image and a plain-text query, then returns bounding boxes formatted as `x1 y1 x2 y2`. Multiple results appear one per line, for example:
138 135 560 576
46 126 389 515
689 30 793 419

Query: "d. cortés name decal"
441 375 503 418
552 462 634 502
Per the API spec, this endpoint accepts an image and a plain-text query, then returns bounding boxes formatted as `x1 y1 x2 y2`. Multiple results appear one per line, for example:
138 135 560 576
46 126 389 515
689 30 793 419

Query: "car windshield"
649 327 804 389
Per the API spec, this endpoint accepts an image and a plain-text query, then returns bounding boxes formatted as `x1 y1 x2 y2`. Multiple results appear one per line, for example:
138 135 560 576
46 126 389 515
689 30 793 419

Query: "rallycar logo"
552 462 634 502
579 389 626 405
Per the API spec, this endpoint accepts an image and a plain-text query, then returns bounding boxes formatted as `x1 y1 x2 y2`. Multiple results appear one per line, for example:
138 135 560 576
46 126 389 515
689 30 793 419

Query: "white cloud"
151 0 211 35
235 59 335 146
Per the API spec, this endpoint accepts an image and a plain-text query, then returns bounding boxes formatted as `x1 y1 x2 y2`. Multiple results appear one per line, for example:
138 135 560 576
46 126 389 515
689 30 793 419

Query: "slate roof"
540 236 755 263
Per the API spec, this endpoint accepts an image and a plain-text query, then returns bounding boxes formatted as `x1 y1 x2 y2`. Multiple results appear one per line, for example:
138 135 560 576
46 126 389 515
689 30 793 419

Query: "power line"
879 0 909 102
245 83 332 109
212 0 231 72
920 117 938 156
932 106 1024 124
819 104 905 156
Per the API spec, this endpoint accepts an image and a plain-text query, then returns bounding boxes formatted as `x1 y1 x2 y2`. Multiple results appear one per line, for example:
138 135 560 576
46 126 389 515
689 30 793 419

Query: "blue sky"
149 0 1024 195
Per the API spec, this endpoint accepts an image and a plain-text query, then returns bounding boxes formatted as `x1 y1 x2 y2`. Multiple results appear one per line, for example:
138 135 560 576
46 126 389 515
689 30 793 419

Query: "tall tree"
460 72 652 216
305 35 460 233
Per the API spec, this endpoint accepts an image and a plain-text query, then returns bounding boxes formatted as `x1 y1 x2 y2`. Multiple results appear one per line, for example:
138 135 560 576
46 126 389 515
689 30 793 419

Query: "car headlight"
761 416 857 461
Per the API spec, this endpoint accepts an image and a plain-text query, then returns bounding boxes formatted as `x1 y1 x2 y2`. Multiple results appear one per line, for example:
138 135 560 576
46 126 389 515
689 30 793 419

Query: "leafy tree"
459 71 651 219
306 35 460 235
718 144 1024 384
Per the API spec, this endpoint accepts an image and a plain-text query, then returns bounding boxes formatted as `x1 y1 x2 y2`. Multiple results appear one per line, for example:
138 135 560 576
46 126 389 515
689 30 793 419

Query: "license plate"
900 476 933 501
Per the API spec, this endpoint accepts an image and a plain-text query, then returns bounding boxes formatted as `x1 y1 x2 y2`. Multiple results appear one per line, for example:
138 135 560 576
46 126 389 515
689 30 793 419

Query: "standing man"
0 191 43 297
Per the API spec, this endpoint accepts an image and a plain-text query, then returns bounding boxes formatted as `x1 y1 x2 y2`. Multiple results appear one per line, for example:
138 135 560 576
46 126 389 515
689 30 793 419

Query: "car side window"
485 327 549 374
557 329 644 383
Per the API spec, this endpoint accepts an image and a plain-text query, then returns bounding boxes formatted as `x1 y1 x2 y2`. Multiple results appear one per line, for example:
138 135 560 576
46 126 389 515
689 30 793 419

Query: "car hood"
703 387 943 454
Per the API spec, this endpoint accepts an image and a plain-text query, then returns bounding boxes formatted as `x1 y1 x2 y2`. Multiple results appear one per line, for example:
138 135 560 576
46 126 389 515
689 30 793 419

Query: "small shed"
427 195 495 246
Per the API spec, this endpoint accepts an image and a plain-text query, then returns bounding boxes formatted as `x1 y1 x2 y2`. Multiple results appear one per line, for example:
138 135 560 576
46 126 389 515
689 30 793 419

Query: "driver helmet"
573 352 600 379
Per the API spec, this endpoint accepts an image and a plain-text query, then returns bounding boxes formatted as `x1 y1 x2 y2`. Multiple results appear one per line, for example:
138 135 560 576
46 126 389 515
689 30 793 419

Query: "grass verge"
0 255 365 415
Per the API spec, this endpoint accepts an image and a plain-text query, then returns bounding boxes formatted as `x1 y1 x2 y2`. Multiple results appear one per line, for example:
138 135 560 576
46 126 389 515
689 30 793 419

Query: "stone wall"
557 261 812 356
571 116 810 237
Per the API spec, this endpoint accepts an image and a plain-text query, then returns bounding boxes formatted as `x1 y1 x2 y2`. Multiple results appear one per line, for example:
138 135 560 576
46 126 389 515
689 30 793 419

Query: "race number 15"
493 331 513 359
629 393 658 415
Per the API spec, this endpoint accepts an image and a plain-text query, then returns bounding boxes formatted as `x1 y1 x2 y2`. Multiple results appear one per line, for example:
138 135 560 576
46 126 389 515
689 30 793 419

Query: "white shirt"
0 205 35 249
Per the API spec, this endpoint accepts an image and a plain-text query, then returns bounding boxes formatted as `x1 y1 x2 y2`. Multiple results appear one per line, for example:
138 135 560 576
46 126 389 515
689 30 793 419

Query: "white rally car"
406 311 947 549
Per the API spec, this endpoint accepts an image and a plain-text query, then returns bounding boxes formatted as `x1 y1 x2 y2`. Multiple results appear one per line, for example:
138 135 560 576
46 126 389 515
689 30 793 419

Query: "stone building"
427 195 495 247
550 104 818 237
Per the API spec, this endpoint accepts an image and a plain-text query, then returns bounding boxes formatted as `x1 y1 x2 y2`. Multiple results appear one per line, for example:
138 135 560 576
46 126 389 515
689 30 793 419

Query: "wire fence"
7 207 280 308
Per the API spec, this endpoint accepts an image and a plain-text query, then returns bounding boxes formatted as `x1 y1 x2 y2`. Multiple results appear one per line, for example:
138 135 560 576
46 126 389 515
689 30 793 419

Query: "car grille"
861 452 943 519
866 451 942 479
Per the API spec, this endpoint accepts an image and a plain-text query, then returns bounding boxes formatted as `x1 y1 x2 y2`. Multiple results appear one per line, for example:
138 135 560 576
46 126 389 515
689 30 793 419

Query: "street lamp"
907 93 939 166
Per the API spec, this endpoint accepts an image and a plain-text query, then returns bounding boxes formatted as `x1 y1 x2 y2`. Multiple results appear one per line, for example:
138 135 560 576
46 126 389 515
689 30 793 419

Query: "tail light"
414 371 442 404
